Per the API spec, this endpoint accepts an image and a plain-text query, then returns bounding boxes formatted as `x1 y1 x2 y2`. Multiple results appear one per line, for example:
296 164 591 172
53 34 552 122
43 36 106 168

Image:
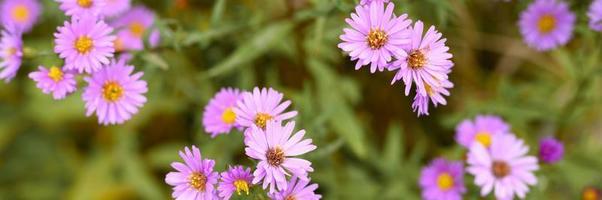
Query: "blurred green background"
1 0 601 199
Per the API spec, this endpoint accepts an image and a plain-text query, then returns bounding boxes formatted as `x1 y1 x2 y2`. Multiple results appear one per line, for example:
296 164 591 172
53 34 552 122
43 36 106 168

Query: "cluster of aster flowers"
338 0 454 117
419 114 565 200
165 87 321 200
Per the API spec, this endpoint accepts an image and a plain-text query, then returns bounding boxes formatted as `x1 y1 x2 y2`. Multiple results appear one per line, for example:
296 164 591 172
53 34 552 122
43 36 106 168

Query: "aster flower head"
0 0 42 33
455 115 510 148
56 0 106 18
245 121 317 193
360 0 390 5
519 0 575 51
111 6 155 51
467 134 539 200
588 0 602 31
0 29 22 82
233 87 298 131
203 87 243 138
29 66 77 100
538 137 564 164
54 14 115 73
419 158 466 200
411 79 453 117
269 176 322 200
218 165 253 200
338 1 412 73
102 0 131 17
82 59 147 125
389 20 454 97
165 146 220 200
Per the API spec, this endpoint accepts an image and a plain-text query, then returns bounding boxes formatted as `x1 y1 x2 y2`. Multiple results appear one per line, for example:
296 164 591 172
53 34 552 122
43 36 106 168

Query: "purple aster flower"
467 134 539 200
269 176 322 200
389 20 454 97
410 79 453 117
56 0 106 18
419 158 466 200
148 28 161 48
519 0 575 51
54 14 115 73
218 165 253 200
0 0 41 33
359 0 390 5
0 29 22 82
538 137 564 164
455 115 510 148
102 0 131 17
202 87 243 138
82 59 147 125
589 0 602 31
165 145 220 200
233 87 297 131
338 1 412 73
28 66 77 100
245 121 317 194
110 6 155 51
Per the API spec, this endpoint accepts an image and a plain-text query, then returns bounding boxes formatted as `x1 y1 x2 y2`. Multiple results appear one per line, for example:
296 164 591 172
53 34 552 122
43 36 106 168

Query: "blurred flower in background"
519 0 575 51
0 0 41 33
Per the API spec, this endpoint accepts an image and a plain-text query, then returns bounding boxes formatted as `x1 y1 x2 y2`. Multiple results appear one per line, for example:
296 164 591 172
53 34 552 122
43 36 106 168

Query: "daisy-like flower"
338 1 412 73
233 87 297 131
588 0 602 31
202 87 243 138
245 121 317 193
82 59 147 125
467 134 539 200
538 137 564 164
28 66 77 99
111 6 155 51
165 146 220 200
102 0 130 18
518 0 575 51
56 0 106 18
0 29 22 82
218 165 253 200
269 176 322 200
54 14 115 73
419 158 466 200
0 0 42 33
410 79 453 116
359 0 390 5
455 115 510 148
389 20 454 97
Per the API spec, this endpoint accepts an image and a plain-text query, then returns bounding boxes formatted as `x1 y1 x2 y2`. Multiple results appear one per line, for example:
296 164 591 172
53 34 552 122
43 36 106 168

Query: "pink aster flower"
28 66 77 100
110 6 155 51
0 29 22 82
218 165 253 200
82 59 147 125
54 14 115 74
165 146 220 200
202 87 243 138
102 0 130 18
245 121 316 193
589 0 602 31
419 158 466 200
0 0 41 33
519 0 575 51
269 176 322 200
389 20 454 97
233 87 297 131
467 134 539 200
338 1 412 73
411 79 452 116
455 115 510 148
56 0 106 18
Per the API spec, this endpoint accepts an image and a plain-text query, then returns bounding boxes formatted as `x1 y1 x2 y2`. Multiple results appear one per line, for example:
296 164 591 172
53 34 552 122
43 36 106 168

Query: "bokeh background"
1 0 601 199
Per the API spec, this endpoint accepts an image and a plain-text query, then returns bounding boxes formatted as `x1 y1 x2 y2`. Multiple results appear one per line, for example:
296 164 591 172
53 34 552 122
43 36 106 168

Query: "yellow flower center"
537 14 556 34
129 22 146 38
475 132 492 147
233 179 250 196
367 29 388 49
436 173 454 191
408 50 427 69
583 187 600 200
254 113 273 129
48 66 64 82
6 47 17 56
11 5 29 22
266 147 285 166
113 38 124 52
285 196 296 200
102 81 124 102
492 161 511 178
221 107 237 125
77 0 93 8
74 36 94 54
188 172 207 192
